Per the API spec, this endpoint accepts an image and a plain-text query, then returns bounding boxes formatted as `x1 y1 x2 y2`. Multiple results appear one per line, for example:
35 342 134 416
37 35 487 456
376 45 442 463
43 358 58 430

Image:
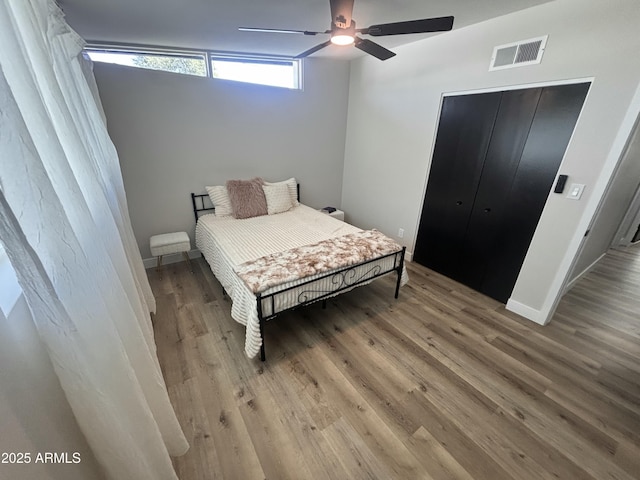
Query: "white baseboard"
562 252 606 294
506 299 546 325
507 251 606 326
143 249 201 270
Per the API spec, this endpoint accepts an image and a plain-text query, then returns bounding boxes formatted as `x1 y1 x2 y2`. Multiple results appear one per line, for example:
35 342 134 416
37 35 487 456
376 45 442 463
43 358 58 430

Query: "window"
85 48 207 77
85 45 302 89
210 55 300 89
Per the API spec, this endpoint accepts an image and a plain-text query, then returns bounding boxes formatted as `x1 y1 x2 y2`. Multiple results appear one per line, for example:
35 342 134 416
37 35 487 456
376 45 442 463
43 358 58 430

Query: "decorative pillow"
264 177 299 207
262 183 293 215
226 178 268 219
205 185 233 217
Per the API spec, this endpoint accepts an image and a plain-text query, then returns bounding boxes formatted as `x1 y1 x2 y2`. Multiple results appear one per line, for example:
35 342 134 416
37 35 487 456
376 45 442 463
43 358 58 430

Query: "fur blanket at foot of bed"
234 229 403 294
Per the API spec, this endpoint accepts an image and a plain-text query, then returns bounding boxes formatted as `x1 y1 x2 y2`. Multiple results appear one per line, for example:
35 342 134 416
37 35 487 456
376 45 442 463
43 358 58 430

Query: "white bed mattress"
195 204 408 358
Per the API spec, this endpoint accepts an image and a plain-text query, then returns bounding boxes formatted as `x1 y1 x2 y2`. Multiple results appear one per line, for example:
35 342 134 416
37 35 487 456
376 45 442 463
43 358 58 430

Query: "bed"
192 181 408 361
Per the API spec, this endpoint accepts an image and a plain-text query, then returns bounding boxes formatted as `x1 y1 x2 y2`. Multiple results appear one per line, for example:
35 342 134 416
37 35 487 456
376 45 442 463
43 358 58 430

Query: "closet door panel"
481 82 591 302
457 88 543 289
414 92 501 279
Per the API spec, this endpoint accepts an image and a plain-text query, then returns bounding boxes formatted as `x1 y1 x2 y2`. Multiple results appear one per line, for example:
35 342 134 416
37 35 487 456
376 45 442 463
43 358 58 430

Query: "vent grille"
490 36 547 71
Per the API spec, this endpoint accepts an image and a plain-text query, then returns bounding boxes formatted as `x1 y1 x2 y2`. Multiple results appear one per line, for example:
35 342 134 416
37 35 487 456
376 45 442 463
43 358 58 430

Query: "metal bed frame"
191 190 406 361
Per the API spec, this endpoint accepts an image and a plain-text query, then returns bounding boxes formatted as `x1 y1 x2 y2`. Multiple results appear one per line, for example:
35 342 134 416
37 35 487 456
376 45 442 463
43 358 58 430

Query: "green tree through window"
131 55 206 76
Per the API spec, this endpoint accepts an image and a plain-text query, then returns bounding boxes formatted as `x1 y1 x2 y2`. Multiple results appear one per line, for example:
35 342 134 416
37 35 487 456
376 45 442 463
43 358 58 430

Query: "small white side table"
318 209 345 221
150 231 192 272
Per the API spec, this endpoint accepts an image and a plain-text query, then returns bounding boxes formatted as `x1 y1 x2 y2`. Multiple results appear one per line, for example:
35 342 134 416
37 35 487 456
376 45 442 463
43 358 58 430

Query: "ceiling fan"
239 0 454 61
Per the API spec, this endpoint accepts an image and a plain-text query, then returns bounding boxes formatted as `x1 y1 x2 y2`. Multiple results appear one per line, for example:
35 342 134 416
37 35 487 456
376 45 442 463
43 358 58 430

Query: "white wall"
571 113 640 277
341 0 640 322
94 58 351 259
0 296 103 480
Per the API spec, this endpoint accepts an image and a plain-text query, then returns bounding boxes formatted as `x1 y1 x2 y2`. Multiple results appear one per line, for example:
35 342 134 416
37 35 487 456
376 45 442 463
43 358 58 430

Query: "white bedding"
195 204 408 358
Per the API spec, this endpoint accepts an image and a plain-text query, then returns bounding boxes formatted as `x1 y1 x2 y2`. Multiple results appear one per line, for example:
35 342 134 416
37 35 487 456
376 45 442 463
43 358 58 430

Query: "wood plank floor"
149 243 640 480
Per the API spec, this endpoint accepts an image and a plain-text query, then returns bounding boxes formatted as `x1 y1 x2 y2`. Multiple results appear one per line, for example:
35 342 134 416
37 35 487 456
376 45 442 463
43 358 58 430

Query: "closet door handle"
484 207 492 213
456 201 463 206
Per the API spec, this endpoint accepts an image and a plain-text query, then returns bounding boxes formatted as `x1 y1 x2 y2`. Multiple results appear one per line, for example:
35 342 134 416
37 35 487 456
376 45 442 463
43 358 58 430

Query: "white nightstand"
318 208 345 221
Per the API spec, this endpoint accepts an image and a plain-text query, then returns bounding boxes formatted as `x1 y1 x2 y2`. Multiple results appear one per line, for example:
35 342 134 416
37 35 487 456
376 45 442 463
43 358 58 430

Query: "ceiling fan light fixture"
330 33 355 46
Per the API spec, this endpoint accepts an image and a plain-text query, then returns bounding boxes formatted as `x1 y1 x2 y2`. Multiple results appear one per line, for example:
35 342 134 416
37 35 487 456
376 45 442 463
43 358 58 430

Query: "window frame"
208 53 301 89
85 44 303 90
84 45 210 77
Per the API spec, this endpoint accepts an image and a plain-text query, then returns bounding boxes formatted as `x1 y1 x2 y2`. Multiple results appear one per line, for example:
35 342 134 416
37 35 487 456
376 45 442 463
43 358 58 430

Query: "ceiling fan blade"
354 37 396 61
362 16 454 36
295 40 332 58
329 0 355 28
239 27 325 36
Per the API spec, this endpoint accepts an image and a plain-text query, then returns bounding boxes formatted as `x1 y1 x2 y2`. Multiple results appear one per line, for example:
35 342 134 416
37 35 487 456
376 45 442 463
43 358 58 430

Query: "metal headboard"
191 193 215 223
191 183 300 223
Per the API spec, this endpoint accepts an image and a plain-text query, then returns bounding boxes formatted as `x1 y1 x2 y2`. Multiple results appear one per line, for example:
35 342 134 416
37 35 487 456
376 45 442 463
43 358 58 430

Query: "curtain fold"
0 0 189 479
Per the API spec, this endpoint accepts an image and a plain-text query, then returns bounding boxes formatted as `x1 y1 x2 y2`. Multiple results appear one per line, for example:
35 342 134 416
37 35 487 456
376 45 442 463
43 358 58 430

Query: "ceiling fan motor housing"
334 14 349 29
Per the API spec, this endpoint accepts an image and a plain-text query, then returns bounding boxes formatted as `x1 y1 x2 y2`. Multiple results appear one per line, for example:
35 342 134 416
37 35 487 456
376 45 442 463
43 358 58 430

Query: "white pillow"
205 185 233 217
262 184 293 215
264 177 299 207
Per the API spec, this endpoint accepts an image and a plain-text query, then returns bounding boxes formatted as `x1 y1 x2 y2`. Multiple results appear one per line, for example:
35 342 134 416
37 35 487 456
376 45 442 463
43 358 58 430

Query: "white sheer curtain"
0 0 189 479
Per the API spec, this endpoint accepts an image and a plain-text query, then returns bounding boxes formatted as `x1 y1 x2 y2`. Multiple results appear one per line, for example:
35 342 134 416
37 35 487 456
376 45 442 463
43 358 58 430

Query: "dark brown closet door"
414 82 590 303
480 82 591 302
413 92 502 278
457 88 543 290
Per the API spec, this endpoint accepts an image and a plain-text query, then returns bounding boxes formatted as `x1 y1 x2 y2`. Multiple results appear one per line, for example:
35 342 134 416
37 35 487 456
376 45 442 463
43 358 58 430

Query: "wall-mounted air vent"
489 35 548 71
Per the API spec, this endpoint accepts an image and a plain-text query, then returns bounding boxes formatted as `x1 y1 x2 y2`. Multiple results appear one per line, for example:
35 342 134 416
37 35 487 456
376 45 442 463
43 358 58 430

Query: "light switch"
567 183 585 200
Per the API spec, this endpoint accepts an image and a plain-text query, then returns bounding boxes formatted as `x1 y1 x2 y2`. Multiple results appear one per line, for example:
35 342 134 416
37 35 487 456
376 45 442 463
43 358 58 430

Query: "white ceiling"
59 0 553 60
